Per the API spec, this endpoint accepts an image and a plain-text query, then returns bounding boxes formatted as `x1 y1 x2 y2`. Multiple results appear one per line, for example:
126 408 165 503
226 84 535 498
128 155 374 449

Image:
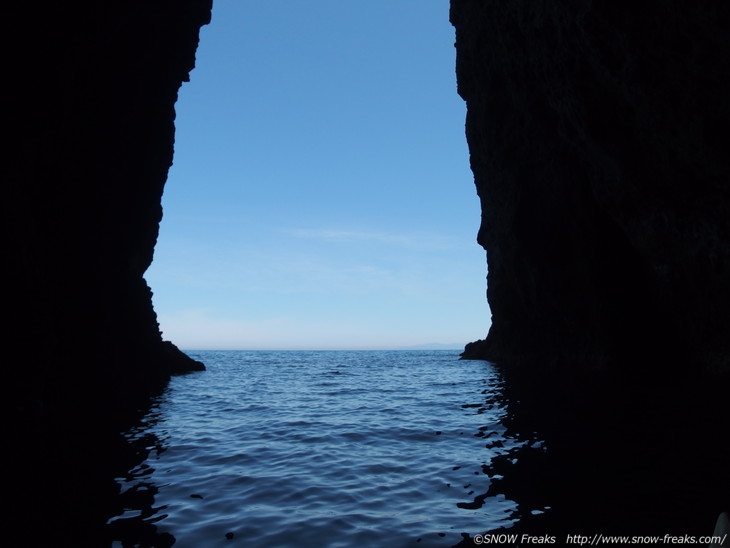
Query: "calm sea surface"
110 350 536 548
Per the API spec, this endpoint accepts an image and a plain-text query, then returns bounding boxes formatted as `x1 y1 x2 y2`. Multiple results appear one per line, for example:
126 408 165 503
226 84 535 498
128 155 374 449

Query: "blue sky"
144 0 490 350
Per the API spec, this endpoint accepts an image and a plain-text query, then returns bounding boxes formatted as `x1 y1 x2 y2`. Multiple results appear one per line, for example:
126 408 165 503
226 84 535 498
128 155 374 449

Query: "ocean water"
110 350 536 548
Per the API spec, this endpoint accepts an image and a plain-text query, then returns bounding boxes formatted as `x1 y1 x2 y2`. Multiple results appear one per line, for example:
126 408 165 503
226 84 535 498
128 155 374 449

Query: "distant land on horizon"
180 343 467 352
402 343 466 350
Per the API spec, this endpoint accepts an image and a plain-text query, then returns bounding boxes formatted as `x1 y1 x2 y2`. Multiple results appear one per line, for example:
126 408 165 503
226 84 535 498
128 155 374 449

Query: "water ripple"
110 350 524 547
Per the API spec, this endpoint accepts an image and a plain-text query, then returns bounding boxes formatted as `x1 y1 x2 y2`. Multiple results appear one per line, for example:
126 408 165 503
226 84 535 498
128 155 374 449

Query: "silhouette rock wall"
5 2 210 545
451 1 730 378
7 0 209 412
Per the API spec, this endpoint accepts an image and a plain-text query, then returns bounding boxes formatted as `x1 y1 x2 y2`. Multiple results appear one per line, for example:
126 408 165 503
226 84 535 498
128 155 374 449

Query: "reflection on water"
454 364 730 544
106 401 174 547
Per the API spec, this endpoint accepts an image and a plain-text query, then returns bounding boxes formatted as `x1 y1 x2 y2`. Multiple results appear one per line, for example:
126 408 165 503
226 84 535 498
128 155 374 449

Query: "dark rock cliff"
450 1 730 538
451 1 730 378
5 2 210 545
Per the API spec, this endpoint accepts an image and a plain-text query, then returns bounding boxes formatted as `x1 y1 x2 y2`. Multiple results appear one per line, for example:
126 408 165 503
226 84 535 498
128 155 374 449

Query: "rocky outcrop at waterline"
451 1 730 378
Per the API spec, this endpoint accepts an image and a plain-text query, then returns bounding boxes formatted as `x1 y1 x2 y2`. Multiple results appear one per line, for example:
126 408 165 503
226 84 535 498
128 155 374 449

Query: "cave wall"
451 1 730 377
7 0 210 413
5 2 211 544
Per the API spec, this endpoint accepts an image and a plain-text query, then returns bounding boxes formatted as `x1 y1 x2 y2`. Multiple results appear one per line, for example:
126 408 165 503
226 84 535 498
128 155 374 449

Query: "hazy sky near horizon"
144 0 491 350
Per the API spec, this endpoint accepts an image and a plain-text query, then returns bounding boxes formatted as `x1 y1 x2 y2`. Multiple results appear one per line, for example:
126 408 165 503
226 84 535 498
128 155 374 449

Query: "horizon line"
178 346 467 352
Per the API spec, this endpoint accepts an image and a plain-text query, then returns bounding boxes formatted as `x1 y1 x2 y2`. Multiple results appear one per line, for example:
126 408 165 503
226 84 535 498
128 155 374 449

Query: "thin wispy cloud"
283 227 453 250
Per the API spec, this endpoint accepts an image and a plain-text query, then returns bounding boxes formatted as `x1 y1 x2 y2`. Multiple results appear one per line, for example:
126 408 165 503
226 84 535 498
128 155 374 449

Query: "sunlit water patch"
110 350 529 548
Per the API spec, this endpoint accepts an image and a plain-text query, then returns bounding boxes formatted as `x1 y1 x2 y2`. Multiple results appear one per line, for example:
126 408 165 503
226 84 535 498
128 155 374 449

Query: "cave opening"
145 0 490 352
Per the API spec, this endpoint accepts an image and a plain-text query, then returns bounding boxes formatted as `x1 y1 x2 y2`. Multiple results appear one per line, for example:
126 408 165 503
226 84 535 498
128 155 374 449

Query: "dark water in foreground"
108 351 539 547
